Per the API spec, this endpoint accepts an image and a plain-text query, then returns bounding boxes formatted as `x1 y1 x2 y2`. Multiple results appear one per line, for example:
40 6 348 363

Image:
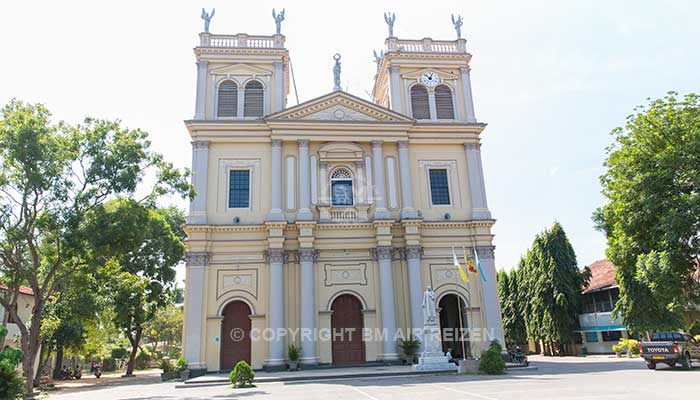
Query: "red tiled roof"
582 259 617 294
0 284 36 296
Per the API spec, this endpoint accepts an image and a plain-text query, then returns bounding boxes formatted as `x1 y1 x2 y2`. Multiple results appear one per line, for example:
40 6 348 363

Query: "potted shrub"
175 357 189 380
479 342 506 375
287 344 300 371
159 358 177 381
398 336 421 365
229 360 255 388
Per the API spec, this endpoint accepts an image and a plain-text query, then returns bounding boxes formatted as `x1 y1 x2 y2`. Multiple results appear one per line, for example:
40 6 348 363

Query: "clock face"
421 71 440 86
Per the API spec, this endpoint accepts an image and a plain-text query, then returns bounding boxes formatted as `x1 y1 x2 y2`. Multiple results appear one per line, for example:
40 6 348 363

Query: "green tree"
144 304 183 356
497 268 527 347
86 201 187 376
594 92 700 335
519 222 590 355
0 100 191 394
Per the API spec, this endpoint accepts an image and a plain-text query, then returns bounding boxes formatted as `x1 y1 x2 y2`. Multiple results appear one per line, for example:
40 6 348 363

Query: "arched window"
330 168 354 206
244 80 264 117
435 85 455 120
410 85 430 120
217 80 238 117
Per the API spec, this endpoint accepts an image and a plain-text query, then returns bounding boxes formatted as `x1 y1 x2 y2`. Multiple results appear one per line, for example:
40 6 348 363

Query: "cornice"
185 224 267 234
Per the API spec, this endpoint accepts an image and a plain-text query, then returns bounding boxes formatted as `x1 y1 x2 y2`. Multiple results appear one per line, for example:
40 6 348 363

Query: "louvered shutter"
244 81 264 117
217 81 238 117
435 85 455 120
410 85 430 120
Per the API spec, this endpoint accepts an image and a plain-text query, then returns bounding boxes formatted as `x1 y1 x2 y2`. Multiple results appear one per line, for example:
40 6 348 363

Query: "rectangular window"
428 169 450 205
228 170 250 208
601 331 622 342
331 181 353 206
585 332 599 343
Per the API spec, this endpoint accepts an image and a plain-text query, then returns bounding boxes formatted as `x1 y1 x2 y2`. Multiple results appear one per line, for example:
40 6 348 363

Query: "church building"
183 10 504 375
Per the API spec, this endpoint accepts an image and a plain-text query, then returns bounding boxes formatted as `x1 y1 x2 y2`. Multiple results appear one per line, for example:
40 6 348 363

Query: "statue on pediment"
451 14 463 39
272 8 285 35
384 12 396 37
201 8 215 33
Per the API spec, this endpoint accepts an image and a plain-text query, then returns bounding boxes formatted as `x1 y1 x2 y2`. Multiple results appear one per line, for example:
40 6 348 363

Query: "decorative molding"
192 141 210 150
370 246 393 261
264 248 288 264
296 248 320 263
464 142 481 151
186 252 210 267
405 245 423 260
216 269 258 300
268 92 411 122
475 245 495 260
323 263 368 286
271 139 283 148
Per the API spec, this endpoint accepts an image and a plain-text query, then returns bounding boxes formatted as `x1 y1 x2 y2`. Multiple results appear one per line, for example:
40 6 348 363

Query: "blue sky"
1 0 699 279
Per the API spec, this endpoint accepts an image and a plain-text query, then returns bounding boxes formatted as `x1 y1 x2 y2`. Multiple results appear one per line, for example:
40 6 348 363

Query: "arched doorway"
220 301 252 370
331 294 365 365
439 293 470 359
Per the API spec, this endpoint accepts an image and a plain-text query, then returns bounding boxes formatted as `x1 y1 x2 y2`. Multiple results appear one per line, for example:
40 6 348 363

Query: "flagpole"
457 294 467 361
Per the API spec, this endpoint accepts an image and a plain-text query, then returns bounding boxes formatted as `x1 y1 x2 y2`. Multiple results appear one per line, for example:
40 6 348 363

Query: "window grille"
410 85 430 119
244 81 264 117
217 80 238 117
435 85 455 119
229 170 250 208
429 169 450 205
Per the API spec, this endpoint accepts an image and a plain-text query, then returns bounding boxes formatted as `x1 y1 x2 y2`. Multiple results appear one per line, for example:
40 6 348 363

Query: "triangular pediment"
209 63 272 77
266 91 413 122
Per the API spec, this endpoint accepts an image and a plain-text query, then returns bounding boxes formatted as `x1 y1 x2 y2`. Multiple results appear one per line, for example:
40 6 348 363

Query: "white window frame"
217 159 260 213
329 166 355 206
419 160 460 208
227 168 252 209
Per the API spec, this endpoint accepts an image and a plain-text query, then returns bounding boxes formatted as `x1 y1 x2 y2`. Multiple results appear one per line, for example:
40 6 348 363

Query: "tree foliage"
594 92 700 335
503 222 589 355
0 100 191 393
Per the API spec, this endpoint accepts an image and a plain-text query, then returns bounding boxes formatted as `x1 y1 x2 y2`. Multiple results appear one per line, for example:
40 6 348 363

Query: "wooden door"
220 301 251 370
331 294 365 365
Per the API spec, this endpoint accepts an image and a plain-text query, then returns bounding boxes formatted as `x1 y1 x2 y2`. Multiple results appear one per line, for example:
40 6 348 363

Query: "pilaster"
183 251 209 376
464 143 491 220
267 139 285 221
475 245 504 346
188 141 209 225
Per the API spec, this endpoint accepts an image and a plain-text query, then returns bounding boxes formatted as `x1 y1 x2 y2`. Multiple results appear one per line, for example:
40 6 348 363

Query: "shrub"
479 347 505 375
135 349 152 370
488 340 503 353
229 360 255 388
613 338 640 358
0 359 24 400
175 357 187 372
159 358 174 373
0 348 23 367
398 336 421 364
287 344 300 362
688 320 700 337
611 342 625 357
625 339 640 357
102 357 117 371
111 347 128 360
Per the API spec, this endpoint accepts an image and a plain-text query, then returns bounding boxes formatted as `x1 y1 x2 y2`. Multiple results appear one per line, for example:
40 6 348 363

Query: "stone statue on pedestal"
272 8 285 35
384 12 396 37
414 286 458 372
201 8 215 33
451 14 463 39
373 50 384 72
332 54 342 91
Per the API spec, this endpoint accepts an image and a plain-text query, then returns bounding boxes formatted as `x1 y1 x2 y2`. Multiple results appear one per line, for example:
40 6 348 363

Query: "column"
464 143 491 220
397 141 418 219
355 160 366 204
460 66 477 123
188 141 209 225
184 252 209 376
319 161 328 204
267 139 285 221
298 248 319 365
194 60 208 119
371 141 391 219
273 61 286 112
374 246 400 361
405 246 423 339
297 140 313 220
428 90 437 121
388 66 403 113
265 248 287 369
476 246 505 346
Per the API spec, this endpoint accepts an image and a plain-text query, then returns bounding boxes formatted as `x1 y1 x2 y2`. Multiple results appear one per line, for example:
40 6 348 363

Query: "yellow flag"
452 246 469 283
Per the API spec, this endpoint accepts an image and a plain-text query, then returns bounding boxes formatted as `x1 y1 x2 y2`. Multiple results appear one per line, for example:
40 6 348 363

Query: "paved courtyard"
49 356 699 400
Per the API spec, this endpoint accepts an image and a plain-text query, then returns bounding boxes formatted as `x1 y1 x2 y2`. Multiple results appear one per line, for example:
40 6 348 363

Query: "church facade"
183 13 504 375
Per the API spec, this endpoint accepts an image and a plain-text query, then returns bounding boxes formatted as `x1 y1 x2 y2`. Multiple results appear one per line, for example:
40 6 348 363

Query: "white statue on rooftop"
201 8 215 33
272 8 285 35
384 12 396 37
333 54 342 91
451 14 463 39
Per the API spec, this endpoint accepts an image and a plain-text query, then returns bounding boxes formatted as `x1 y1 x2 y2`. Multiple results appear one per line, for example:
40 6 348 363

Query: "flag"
473 246 487 283
452 246 469 283
463 246 478 275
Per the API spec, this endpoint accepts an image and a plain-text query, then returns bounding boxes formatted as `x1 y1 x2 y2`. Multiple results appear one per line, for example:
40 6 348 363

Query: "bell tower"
372 36 477 123
192 30 290 120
